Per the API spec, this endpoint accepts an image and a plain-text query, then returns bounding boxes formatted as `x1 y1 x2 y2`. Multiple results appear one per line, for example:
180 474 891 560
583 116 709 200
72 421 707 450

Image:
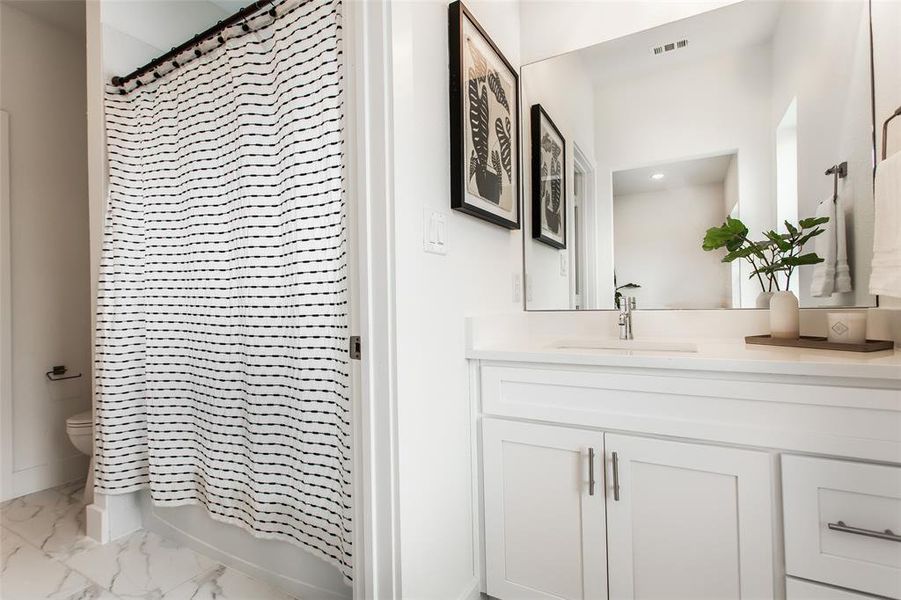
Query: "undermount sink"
552 339 699 353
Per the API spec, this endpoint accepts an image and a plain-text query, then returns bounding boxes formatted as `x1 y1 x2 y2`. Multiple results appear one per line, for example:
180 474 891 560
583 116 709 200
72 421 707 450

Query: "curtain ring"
217 34 225 45
194 48 202 57
241 20 250 32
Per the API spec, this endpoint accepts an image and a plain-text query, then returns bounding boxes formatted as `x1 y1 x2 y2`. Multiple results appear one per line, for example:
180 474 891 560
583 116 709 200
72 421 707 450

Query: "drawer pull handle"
612 451 620 501
588 448 596 496
827 521 901 542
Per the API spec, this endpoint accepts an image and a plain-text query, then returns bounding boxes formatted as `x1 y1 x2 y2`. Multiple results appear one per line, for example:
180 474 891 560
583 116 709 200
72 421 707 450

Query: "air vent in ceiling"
652 39 688 55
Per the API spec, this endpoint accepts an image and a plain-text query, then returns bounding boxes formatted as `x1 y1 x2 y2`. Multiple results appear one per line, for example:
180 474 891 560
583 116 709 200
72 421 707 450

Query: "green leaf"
782 252 825 266
796 227 825 247
764 230 792 252
799 216 829 229
784 221 798 236
722 247 756 263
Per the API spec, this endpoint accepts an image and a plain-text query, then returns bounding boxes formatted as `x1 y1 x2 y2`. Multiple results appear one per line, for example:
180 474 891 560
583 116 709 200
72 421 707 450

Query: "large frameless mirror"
521 0 878 310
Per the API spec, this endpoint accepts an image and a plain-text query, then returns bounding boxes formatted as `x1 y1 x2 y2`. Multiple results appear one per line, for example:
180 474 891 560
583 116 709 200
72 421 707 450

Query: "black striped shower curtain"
94 0 352 580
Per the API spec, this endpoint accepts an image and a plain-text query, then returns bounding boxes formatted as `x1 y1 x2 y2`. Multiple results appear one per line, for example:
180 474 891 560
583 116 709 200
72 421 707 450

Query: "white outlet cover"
512 273 522 303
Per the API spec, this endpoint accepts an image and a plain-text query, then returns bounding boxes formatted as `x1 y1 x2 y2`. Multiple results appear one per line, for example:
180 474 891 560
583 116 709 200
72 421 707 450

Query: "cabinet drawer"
782 455 901 598
786 578 873 600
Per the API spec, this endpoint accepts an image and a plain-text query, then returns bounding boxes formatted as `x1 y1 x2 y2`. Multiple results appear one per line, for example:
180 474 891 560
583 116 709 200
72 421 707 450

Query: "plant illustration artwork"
465 38 514 208
449 1 520 229
531 104 566 249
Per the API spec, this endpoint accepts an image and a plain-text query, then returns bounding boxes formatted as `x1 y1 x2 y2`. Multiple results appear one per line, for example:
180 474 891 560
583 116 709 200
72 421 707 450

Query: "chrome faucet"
618 296 636 340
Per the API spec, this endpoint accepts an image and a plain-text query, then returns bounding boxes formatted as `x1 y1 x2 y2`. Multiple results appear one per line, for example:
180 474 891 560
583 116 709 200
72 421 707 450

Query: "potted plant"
702 216 829 338
614 282 641 309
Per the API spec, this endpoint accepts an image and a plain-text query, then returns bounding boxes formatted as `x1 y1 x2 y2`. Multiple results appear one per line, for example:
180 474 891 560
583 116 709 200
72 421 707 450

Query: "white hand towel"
810 196 836 297
870 151 901 297
833 196 852 293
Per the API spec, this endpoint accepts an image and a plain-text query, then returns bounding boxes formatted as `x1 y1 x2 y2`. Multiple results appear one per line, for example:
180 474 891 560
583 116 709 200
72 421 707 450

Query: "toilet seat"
66 411 92 428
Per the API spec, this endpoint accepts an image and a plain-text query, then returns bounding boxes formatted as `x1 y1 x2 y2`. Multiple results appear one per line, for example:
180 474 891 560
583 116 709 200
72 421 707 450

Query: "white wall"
614 183 730 309
0 2 92 500
770 0 875 308
521 52 597 310
387 1 522 597
593 44 774 308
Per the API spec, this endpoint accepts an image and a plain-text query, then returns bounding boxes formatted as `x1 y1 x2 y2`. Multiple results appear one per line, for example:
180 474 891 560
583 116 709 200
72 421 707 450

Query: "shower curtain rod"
110 0 276 88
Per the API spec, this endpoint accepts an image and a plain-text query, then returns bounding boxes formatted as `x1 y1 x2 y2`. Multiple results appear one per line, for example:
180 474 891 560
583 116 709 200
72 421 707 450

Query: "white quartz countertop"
466 338 901 381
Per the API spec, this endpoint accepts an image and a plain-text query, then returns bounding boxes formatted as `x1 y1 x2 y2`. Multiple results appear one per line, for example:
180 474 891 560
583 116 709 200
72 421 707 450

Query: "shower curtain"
94 0 351 580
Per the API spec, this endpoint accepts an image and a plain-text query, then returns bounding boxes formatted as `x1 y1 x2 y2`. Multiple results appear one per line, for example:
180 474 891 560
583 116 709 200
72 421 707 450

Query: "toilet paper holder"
46 365 82 381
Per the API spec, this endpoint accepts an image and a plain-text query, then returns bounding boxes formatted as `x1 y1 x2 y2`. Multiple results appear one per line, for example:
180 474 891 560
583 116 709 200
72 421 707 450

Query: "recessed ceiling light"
651 173 665 180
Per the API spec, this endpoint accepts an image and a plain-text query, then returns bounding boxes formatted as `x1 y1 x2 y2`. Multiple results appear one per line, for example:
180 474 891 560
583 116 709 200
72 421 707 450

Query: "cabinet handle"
612 451 620 501
828 521 901 543
588 448 596 496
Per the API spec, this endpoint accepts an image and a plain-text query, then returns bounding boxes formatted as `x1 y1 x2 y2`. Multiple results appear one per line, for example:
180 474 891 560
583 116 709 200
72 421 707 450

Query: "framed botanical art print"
449 1 520 229
530 104 566 249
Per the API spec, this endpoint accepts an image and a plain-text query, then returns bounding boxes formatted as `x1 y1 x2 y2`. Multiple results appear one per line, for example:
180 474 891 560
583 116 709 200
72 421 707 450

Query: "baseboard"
85 490 143 543
457 576 482 600
85 502 107 542
141 495 351 600
4 454 87 500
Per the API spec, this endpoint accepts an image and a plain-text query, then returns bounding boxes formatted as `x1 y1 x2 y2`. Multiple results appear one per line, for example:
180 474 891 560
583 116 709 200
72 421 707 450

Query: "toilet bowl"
66 410 94 504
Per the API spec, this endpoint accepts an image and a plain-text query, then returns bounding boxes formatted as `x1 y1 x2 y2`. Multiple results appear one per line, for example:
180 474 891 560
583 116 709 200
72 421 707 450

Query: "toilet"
65 410 94 504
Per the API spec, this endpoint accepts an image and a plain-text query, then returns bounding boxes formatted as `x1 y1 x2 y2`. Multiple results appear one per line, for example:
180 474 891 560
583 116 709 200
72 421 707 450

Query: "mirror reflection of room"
522 0 877 311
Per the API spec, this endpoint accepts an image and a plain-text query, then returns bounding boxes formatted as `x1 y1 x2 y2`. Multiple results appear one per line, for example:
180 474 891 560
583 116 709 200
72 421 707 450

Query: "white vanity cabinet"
482 419 607 600
483 419 776 600
604 434 774 599
471 354 901 600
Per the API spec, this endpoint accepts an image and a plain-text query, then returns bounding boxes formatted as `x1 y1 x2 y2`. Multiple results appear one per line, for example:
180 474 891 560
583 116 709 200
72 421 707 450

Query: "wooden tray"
745 335 895 353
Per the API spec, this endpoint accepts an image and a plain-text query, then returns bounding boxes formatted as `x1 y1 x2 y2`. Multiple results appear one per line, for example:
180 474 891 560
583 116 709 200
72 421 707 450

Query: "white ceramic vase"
755 291 774 308
769 290 799 339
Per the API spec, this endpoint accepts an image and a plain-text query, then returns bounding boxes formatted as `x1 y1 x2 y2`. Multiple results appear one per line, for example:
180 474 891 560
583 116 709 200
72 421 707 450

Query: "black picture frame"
530 104 566 249
448 1 520 229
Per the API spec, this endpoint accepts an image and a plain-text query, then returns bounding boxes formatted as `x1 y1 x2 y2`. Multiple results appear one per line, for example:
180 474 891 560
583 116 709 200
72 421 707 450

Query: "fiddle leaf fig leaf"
796 227 825 247
782 253 825 266
722 247 755 263
799 216 829 229
702 217 749 251
764 230 792 252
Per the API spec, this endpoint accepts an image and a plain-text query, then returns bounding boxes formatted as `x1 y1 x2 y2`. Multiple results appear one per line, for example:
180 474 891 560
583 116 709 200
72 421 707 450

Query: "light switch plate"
423 209 448 255
512 273 522 303
560 253 568 276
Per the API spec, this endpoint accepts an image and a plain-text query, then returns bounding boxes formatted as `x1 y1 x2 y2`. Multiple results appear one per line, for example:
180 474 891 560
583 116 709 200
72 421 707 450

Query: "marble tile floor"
1 482 298 600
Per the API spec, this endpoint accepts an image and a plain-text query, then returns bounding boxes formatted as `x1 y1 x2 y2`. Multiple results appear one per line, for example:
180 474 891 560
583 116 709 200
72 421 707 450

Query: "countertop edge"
465 346 901 382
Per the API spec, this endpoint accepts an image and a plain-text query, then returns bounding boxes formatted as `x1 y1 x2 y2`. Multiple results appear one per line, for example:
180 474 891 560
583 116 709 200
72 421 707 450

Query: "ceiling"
98 0 257 78
575 0 785 87
101 0 256 54
613 152 736 196
3 0 86 36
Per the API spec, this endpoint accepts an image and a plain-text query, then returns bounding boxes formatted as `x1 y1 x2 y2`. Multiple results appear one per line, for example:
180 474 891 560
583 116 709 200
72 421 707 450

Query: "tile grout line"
1 513 100 600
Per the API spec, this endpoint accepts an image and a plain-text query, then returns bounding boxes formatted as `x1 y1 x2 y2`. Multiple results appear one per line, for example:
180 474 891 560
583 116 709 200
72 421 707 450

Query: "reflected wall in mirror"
522 0 878 310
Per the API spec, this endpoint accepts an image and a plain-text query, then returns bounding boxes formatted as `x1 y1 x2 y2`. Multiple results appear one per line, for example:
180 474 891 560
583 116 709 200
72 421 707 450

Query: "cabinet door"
605 434 775 600
483 418 607 600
